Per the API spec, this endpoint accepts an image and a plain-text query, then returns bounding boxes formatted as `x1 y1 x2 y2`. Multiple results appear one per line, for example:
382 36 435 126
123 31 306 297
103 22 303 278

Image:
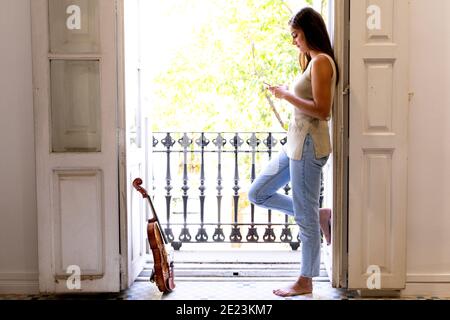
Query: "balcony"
150 131 330 251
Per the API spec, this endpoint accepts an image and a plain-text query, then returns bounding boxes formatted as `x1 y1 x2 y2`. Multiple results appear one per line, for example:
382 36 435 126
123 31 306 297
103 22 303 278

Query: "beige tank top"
283 53 337 160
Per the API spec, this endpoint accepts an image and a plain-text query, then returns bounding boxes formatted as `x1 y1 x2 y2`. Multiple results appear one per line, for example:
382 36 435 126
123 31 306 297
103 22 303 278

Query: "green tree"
150 0 302 132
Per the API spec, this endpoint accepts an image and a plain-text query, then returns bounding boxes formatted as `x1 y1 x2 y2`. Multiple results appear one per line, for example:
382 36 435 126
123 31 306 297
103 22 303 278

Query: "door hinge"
342 85 350 96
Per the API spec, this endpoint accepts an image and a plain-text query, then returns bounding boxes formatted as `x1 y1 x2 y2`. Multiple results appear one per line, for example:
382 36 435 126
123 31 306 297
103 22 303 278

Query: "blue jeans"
248 135 329 278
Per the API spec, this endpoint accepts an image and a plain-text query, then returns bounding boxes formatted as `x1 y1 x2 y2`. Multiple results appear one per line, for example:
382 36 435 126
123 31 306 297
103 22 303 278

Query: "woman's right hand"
268 85 289 99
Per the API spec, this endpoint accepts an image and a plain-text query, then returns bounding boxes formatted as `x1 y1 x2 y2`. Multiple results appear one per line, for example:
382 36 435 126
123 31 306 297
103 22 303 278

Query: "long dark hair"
289 7 340 84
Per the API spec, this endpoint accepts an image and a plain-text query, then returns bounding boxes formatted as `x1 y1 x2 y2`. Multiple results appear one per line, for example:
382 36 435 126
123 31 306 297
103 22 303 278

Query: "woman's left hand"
268 85 289 99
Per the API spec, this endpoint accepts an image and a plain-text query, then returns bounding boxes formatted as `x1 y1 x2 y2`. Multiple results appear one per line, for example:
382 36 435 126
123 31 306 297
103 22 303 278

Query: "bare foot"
273 277 313 297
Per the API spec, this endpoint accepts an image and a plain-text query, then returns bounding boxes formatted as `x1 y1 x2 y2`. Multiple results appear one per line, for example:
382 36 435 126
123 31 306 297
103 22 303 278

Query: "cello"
133 178 175 293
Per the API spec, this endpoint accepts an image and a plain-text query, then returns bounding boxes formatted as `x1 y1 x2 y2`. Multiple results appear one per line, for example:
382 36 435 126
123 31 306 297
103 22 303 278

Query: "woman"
248 7 339 297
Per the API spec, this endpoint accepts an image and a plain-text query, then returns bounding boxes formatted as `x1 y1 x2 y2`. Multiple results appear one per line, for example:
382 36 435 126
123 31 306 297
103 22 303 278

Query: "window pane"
50 60 101 152
49 0 100 53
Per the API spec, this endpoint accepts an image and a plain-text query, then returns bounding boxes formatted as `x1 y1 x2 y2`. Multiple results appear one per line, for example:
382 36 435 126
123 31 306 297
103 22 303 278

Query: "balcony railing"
151 132 326 251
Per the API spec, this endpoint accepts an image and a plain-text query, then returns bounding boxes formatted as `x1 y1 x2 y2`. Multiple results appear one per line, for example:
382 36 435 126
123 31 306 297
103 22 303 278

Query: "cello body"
133 178 175 293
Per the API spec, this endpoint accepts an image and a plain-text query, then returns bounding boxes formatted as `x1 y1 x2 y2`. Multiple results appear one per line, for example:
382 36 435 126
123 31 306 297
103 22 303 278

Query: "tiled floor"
0 279 347 300
0 251 448 300
127 279 350 300
1 279 447 301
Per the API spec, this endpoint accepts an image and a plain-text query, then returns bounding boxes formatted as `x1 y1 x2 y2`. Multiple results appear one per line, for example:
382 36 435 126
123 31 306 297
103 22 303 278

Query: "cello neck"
133 178 169 245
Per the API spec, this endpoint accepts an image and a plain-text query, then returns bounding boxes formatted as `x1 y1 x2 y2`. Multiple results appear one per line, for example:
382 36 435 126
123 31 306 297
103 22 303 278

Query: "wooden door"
32 0 121 292
348 0 409 290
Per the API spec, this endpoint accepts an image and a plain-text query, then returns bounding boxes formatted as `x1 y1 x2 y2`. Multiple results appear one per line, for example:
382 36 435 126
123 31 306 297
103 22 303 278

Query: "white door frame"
331 0 350 289
118 0 151 290
114 0 351 289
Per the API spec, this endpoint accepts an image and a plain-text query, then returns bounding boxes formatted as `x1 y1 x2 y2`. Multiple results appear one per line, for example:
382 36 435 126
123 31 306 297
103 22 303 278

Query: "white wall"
406 0 450 292
0 0 38 294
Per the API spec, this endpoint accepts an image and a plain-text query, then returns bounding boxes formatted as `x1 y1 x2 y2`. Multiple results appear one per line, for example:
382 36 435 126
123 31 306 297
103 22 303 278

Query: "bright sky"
144 0 218 73
141 0 323 76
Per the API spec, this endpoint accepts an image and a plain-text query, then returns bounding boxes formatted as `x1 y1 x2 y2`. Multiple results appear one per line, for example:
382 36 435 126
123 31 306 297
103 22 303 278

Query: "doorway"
121 0 348 288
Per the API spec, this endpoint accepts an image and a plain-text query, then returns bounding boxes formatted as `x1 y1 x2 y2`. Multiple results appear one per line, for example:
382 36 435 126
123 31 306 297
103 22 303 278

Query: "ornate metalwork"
246 133 260 242
195 133 210 242
280 227 293 243
179 133 192 243
212 133 226 242
229 133 244 243
161 133 176 242
150 132 330 251
230 226 243 243
280 183 293 243
262 133 278 242
213 227 226 242
263 227 276 242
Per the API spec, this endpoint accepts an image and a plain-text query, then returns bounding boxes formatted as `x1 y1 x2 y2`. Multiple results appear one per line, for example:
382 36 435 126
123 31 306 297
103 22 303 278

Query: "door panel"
32 0 120 292
348 0 409 289
53 170 104 278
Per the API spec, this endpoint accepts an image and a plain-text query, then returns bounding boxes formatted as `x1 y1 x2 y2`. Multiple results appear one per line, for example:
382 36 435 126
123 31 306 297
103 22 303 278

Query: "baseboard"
401 274 450 297
0 272 39 294
402 283 450 298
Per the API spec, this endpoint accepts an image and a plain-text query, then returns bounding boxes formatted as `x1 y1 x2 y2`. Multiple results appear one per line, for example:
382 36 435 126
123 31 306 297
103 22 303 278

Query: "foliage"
150 0 304 132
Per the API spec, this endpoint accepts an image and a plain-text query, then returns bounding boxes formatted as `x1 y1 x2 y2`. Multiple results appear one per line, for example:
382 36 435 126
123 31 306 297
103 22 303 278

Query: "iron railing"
151 132 325 250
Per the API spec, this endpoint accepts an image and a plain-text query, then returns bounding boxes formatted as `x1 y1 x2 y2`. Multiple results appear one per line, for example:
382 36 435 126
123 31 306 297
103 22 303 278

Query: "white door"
32 0 120 292
348 0 409 289
118 0 149 289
